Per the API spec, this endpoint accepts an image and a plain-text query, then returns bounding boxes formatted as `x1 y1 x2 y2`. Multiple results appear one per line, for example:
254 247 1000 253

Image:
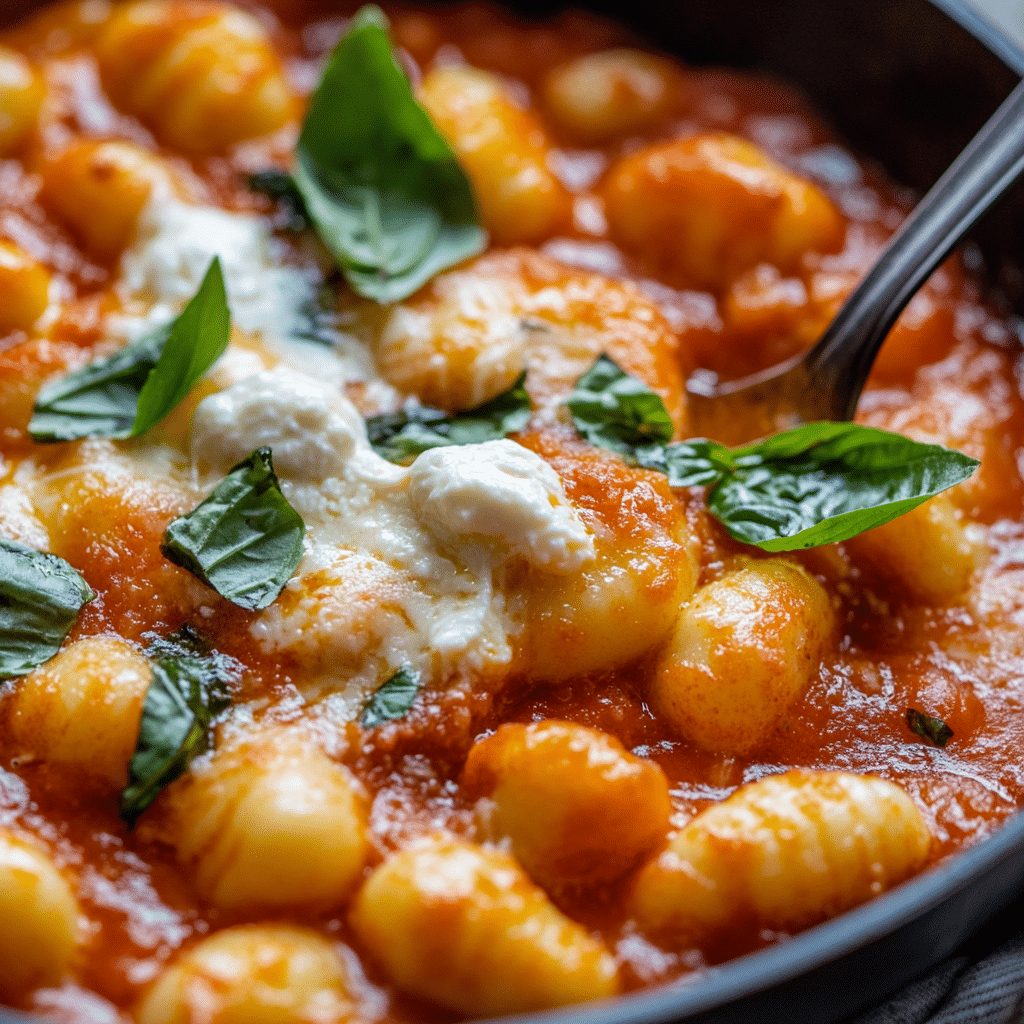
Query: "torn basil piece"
29 258 230 443
567 353 674 456
906 708 954 748
366 372 531 463
161 448 305 611
293 4 485 303
361 667 421 728
120 655 230 829
566 357 980 552
247 168 311 232
0 540 94 678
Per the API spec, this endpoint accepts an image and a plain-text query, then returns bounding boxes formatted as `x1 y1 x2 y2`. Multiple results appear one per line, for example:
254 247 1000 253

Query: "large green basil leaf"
566 354 675 456
708 422 979 551
566 357 979 552
293 5 485 303
120 655 230 829
0 540 94 677
361 667 421 728
161 448 305 611
365 372 531 463
29 259 230 442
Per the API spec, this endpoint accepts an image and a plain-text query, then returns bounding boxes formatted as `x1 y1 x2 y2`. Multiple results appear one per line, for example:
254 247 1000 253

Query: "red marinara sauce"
0 1 1022 1021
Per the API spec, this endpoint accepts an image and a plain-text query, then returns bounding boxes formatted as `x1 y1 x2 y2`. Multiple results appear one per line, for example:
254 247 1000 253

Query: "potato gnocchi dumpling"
0 239 50 334
0 831 80 1005
350 838 620 1016
0 44 42 155
463 720 671 885
94 0 295 153
2 635 152 789
0 0 1019 1019
39 140 177 261
631 770 932 944
164 726 370 913
603 133 844 291
137 926 355 1024
420 65 571 244
650 560 836 756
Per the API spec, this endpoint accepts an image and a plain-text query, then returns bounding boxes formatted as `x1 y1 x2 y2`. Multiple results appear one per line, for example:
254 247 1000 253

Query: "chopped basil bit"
247 168 310 231
566 356 979 551
161 448 305 611
142 624 244 683
29 259 230 443
293 4 485 303
366 372 531 463
120 656 230 829
907 708 954 748
0 540 93 677
362 667 421 728
567 354 674 456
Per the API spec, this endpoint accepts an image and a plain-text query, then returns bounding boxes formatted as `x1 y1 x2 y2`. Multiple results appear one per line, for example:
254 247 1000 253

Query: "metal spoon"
685 76 1024 446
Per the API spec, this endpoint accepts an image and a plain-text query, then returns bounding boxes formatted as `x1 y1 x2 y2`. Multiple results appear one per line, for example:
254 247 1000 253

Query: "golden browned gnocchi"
631 770 932 944
603 133 845 291
350 838 620 1016
2 635 151 789
463 720 671 885
420 65 571 244
543 49 685 143
650 559 836 756
94 0 295 153
162 726 370 913
0 830 80 1005
0 44 42 155
0 240 50 334
0 0 1020 1020
39 140 177 261
137 926 355 1024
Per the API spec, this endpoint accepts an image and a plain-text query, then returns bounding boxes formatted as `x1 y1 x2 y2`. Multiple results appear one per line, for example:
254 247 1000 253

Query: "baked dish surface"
0 1 1022 1021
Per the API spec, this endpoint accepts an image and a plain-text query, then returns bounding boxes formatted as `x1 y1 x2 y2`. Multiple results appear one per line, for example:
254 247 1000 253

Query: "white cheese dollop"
407 439 594 573
192 368 369 481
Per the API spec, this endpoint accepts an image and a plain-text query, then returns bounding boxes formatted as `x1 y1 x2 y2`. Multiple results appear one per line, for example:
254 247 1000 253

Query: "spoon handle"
807 76 1024 421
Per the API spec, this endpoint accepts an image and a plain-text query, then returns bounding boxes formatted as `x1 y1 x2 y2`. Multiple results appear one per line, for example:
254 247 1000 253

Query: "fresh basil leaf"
132 259 231 436
362 667 421 728
29 259 230 442
566 354 675 457
907 708 954 748
161 448 305 611
293 4 485 303
707 422 979 552
120 656 230 829
636 438 732 489
366 372 531 463
566 358 979 552
247 168 310 231
28 327 169 442
0 540 93 677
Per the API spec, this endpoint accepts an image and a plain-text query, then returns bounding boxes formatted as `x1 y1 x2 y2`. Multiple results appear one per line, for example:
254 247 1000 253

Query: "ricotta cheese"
407 440 594 573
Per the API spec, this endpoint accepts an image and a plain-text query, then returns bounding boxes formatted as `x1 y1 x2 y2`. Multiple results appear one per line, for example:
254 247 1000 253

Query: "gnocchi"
463 720 671 885
0 0 1018 1020
631 770 932 944
0 830 80 1005
350 838 620 1016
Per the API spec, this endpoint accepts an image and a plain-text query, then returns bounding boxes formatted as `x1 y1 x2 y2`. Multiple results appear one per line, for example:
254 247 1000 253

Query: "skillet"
0 0 1022 1022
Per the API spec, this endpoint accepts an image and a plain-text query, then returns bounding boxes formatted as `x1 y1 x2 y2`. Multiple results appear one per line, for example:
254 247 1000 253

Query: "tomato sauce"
1 1 1023 1020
